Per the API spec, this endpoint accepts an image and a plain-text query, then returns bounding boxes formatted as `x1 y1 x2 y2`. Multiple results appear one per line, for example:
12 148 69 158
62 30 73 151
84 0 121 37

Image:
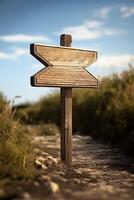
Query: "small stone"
34 181 39 187
37 156 46 162
48 181 60 193
22 192 31 199
35 159 42 168
74 178 81 184
83 178 89 182
41 175 51 182
35 156 48 169
41 152 49 157
41 164 47 170
58 171 65 176
47 156 58 164
74 169 82 175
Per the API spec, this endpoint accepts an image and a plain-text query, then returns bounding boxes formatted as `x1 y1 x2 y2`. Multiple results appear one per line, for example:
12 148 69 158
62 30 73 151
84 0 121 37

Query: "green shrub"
16 91 60 125
0 92 6 112
15 66 134 156
37 123 60 136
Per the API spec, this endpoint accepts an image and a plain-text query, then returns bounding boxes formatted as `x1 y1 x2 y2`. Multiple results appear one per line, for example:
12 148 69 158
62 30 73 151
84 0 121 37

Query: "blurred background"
0 0 133 103
0 0 134 198
0 0 134 149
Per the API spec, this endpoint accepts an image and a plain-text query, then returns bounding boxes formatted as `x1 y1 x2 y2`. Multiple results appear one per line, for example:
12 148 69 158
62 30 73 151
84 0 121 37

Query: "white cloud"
0 34 50 43
13 47 28 56
63 24 101 40
94 54 134 67
61 19 124 40
88 54 134 76
98 7 112 18
85 20 103 28
93 7 113 18
95 5 134 19
0 52 9 59
120 6 134 18
0 47 28 60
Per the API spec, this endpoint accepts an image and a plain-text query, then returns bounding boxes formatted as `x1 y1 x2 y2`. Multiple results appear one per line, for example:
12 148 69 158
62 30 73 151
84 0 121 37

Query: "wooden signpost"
30 34 98 165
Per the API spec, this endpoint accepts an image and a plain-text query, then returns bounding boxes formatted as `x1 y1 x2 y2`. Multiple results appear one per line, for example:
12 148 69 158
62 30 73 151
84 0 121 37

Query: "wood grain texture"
60 34 72 47
31 65 98 87
30 33 99 165
61 87 72 164
60 34 72 165
30 44 97 67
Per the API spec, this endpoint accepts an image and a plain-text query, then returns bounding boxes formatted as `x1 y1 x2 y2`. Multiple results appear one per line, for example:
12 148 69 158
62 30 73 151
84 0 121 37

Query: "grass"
0 96 35 185
0 93 59 187
34 123 60 136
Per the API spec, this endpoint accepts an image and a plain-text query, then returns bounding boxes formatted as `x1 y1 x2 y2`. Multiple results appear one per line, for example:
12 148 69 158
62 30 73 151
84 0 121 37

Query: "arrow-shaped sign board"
30 44 98 88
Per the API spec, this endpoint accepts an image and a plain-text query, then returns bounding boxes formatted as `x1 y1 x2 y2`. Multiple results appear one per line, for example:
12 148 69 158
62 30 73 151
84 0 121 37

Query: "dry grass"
0 99 35 183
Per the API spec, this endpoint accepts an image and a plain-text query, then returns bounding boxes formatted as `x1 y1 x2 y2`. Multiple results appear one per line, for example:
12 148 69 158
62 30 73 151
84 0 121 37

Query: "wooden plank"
60 34 72 165
30 43 97 68
31 65 98 87
61 88 72 163
61 88 65 161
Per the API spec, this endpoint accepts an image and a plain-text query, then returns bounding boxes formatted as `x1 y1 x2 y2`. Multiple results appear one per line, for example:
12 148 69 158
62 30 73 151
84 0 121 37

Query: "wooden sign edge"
30 66 99 88
34 43 98 53
30 43 98 68
31 77 99 88
30 43 52 67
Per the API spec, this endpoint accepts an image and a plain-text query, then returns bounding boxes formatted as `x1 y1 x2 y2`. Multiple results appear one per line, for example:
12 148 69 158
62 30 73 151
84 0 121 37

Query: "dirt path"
72 135 134 200
4 135 133 200
30 134 134 200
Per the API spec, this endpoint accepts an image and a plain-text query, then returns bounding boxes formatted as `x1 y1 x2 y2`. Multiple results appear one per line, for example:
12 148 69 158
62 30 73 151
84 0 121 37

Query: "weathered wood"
31 65 98 87
61 88 65 161
30 39 98 88
30 44 97 67
30 33 99 165
61 87 72 163
60 34 72 164
60 34 72 47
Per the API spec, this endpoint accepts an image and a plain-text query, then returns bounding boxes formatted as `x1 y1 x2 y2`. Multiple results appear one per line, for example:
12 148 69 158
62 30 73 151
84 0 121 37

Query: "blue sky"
0 0 134 104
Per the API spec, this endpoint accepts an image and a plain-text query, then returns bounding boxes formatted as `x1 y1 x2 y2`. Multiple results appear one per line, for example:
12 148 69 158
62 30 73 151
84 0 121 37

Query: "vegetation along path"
30 134 134 200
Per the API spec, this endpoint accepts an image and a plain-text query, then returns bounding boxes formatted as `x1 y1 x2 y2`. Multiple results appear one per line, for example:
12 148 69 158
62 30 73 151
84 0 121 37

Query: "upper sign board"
30 44 98 88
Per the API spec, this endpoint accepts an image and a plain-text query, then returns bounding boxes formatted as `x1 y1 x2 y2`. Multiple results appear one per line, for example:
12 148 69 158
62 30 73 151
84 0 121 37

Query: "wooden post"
60 34 72 165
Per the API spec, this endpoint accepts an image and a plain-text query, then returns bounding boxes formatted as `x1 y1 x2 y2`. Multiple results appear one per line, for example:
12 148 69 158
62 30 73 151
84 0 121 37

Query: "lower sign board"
30 44 98 88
